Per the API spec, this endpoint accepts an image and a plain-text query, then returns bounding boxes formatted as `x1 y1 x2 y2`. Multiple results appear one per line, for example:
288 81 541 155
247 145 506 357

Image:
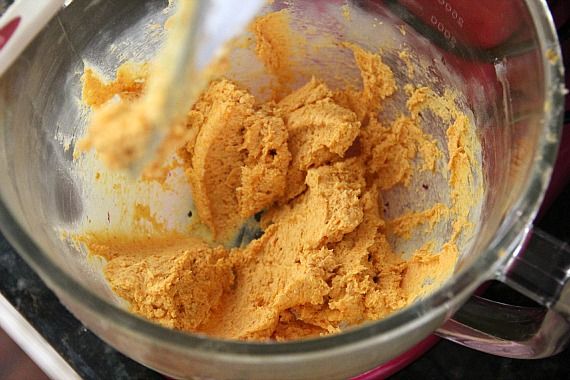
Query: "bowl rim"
0 0 565 360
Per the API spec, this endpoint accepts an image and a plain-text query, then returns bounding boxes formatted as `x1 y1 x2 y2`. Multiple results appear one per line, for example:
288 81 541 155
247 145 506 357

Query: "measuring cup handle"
0 0 65 76
438 228 570 358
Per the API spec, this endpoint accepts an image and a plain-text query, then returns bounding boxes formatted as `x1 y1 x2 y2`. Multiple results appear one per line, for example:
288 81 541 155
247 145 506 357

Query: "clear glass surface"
0 0 564 379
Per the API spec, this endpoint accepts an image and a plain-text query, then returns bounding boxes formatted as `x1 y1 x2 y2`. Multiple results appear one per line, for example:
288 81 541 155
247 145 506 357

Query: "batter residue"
73 9 482 340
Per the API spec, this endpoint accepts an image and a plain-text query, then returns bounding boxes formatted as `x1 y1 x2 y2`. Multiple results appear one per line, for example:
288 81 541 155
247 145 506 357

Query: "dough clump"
74 9 481 340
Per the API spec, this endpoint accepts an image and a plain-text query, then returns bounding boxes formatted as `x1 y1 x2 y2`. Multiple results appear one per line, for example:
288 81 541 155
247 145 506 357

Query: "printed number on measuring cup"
436 0 464 28
430 15 457 48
